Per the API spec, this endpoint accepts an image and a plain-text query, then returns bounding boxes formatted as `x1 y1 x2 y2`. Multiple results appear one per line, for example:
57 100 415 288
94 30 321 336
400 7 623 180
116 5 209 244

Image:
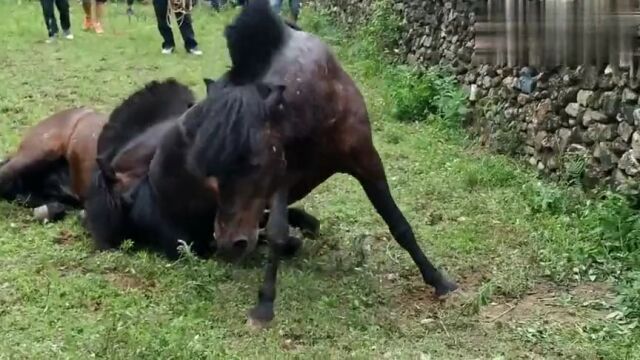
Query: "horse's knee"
279 235 303 258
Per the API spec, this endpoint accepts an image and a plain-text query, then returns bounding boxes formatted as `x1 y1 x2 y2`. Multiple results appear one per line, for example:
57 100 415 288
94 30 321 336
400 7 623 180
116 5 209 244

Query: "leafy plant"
386 66 468 126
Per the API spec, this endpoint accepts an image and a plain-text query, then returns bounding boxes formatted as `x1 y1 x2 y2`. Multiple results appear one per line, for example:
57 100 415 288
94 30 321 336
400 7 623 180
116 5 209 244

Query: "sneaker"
63 30 74 40
82 17 93 31
187 47 203 56
161 47 175 55
45 35 56 44
94 22 104 34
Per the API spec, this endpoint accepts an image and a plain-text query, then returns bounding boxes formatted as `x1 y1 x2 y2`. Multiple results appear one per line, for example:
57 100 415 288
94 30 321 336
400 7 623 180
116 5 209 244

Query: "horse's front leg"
350 144 458 297
247 188 289 329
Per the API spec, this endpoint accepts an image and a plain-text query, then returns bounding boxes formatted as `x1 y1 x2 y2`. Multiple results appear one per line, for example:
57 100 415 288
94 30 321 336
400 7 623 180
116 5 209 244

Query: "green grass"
0 2 638 359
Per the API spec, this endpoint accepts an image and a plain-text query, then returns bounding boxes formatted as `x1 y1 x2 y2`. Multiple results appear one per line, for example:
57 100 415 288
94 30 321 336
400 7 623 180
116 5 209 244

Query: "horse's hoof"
33 205 49 221
246 315 273 330
435 278 459 299
247 305 274 330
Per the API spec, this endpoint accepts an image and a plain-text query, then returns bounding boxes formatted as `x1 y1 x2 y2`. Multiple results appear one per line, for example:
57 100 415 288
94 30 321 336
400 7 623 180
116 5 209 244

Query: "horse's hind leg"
33 202 72 222
348 142 458 297
0 152 57 199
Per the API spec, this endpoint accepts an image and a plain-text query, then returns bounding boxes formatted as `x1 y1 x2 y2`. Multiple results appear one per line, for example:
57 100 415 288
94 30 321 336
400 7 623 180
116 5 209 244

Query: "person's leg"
127 0 134 15
39 0 58 38
93 0 106 34
152 0 176 51
54 0 72 36
269 0 281 13
177 12 199 53
289 0 299 22
81 0 93 30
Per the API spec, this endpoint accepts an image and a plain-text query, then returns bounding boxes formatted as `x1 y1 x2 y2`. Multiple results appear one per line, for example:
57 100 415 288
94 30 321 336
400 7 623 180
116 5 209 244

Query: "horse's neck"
127 176 159 229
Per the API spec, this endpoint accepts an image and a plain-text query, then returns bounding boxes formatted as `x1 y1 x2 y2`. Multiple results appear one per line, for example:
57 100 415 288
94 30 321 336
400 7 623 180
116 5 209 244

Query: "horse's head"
84 157 134 251
188 79 287 261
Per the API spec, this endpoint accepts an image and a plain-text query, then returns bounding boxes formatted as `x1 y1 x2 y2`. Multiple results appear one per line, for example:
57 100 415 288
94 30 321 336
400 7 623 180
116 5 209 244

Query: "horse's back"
268 29 370 150
264 27 374 202
1 107 106 203
65 110 108 199
17 107 92 155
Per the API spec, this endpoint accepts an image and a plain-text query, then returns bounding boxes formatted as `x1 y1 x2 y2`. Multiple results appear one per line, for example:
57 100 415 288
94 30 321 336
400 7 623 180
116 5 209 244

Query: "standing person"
39 0 74 42
270 0 299 22
81 0 106 34
152 0 202 55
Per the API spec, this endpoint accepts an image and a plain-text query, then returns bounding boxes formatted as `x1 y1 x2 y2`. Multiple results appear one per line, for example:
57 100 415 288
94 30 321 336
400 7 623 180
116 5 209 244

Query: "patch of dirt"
54 230 80 246
480 282 612 327
85 300 102 312
105 272 158 293
570 282 615 303
383 269 491 317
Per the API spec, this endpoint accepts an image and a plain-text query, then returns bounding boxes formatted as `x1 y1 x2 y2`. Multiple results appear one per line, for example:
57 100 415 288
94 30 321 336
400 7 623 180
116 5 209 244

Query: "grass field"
0 2 638 359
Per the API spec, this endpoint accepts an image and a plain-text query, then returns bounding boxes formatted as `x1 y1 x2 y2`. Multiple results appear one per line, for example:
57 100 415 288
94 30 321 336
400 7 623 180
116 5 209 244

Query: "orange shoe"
94 22 104 34
82 17 93 31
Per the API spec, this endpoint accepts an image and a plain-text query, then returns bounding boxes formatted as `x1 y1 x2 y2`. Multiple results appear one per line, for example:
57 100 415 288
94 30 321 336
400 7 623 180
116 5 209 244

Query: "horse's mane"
224 0 287 84
98 78 196 163
186 85 270 178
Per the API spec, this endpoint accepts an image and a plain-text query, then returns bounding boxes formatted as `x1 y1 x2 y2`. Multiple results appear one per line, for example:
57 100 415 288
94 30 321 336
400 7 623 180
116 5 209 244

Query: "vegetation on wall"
311 0 640 354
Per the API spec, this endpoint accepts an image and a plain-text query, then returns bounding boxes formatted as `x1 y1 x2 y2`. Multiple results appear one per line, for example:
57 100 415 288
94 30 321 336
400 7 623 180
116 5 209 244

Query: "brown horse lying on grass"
0 80 197 223
0 107 108 220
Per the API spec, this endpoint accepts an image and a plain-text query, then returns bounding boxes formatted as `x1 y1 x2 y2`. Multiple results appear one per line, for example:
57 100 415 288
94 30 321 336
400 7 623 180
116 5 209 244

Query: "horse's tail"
97 78 195 163
225 0 287 84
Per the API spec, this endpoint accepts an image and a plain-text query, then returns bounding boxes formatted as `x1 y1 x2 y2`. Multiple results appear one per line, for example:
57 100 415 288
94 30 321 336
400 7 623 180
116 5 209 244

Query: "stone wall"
318 0 640 193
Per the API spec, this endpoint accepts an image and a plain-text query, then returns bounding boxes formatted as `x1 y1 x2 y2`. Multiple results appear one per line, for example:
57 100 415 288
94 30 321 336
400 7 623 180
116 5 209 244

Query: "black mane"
186 84 270 177
224 0 287 84
98 79 195 163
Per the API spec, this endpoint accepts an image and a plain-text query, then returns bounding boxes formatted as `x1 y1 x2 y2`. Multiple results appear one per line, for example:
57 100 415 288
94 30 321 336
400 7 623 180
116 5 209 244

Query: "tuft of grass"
387 66 469 126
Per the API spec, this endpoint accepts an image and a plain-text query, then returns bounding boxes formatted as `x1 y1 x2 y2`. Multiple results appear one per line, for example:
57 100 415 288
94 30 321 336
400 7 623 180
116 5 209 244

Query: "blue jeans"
270 0 300 21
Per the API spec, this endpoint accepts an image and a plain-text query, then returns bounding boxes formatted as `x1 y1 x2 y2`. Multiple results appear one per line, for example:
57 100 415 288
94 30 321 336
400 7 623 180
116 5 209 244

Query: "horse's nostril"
232 238 249 252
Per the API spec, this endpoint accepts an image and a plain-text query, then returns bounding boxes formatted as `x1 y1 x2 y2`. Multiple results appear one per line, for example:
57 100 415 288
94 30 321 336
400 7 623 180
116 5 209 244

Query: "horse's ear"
257 83 287 112
96 157 117 185
203 78 216 95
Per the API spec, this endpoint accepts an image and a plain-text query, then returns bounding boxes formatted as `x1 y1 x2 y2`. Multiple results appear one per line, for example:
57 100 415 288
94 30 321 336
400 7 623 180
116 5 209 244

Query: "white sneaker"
188 47 203 56
45 36 56 44
63 30 74 40
161 47 174 55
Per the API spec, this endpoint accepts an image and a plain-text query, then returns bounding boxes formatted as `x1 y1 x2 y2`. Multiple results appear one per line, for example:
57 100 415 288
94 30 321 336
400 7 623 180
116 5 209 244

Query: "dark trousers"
40 0 70 37
152 0 198 50
210 0 227 10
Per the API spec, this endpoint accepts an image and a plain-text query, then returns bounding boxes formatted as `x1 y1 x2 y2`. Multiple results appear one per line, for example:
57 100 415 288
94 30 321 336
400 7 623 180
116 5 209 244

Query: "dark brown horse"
84 79 319 259
0 107 108 220
192 0 458 327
